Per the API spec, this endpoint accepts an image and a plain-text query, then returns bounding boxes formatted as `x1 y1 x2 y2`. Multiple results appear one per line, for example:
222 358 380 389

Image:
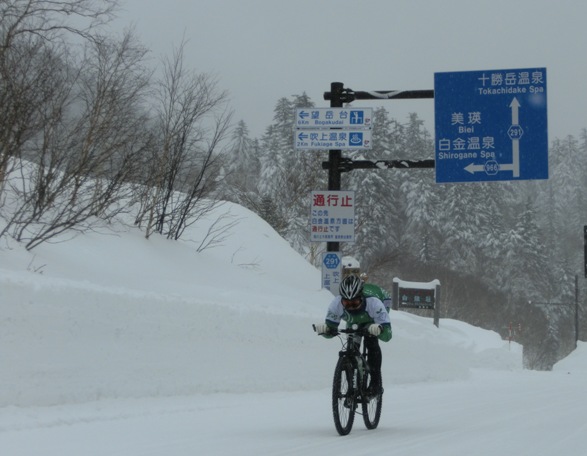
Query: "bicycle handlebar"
338 327 369 334
312 324 373 337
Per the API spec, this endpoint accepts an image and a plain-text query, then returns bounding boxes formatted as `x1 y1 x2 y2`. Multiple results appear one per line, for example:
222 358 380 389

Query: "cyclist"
315 274 392 394
341 256 392 312
361 272 392 312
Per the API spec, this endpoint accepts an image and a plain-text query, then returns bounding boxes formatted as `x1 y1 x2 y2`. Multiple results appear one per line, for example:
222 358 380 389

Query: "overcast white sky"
115 0 587 141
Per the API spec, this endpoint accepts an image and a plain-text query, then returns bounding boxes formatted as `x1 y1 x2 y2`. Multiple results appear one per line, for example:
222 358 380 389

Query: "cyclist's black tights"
364 336 382 382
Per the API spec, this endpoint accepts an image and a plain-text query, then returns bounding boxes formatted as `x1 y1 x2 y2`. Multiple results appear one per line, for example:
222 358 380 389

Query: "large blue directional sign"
434 68 548 183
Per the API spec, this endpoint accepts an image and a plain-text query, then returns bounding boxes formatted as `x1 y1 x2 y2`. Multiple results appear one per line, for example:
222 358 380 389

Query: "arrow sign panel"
434 68 548 183
294 129 372 150
295 108 373 129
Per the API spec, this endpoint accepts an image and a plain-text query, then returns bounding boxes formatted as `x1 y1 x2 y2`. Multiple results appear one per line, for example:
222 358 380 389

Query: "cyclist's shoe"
343 395 355 409
366 381 384 397
366 385 383 397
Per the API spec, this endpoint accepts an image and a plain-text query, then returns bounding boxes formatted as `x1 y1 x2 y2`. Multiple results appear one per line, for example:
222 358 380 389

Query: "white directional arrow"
499 163 515 172
511 138 520 177
510 97 521 125
465 161 516 175
464 163 485 174
509 98 521 177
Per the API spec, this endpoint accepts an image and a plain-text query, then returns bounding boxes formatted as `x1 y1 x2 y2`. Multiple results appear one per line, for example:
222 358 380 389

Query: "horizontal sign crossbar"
322 158 435 172
324 89 434 102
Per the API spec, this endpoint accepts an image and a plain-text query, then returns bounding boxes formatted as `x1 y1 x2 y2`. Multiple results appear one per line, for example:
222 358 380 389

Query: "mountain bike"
314 324 383 435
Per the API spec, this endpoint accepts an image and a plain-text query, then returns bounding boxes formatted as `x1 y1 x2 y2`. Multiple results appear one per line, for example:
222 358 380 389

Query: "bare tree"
133 39 233 241
0 1 238 251
0 0 117 49
0 0 119 185
0 28 153 249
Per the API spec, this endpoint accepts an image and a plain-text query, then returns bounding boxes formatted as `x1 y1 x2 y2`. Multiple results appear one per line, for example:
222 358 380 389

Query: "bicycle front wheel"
332 357 356 436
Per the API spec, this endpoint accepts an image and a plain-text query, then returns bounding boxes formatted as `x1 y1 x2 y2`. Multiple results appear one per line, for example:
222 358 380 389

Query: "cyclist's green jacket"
322 296 392 342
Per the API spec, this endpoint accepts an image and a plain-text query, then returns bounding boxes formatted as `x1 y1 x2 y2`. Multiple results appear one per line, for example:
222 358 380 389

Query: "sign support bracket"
322 82 435 254
322 158 435 173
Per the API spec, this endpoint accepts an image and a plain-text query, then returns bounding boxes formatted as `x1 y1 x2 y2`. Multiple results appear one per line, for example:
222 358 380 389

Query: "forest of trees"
1 1 585 370
222 97 587 370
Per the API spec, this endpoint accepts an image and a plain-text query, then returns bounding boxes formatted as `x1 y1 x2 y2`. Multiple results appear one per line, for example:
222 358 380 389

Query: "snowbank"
1 202 522 407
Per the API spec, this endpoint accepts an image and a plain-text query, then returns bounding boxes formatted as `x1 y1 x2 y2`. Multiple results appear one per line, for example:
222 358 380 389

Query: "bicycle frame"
336 328 370 399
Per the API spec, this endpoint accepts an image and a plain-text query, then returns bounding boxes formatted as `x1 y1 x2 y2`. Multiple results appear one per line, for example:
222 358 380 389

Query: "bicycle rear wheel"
332 357 356 435
362 373 382 429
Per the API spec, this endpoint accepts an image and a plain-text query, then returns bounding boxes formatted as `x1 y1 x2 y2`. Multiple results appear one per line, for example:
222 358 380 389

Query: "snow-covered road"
2 368 585 456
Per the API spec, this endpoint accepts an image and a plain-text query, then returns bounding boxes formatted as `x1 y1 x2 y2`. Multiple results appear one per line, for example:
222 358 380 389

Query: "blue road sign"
322 252 342 294
434 68 548 183
323 253 341 269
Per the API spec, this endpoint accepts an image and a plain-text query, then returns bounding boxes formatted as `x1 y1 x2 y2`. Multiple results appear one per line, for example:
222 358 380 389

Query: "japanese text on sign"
399 288 435 310
310 191 355 243
295 108 373 129
476 70 545 95
312 193 353 208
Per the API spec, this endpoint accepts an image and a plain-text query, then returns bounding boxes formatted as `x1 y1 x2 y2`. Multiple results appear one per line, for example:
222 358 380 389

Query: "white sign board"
310 190 355 242
295 129 372 150
295 108 373 129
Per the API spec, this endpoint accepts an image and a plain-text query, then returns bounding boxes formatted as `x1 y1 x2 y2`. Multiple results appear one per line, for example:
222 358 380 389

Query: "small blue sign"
349 132 364 146
323 253 341 269
434 68 548 183
349 110 364 125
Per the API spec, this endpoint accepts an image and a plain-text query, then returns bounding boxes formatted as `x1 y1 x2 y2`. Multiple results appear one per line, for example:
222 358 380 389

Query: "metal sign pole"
326 82 343 253
575 274 580 346
584 226 587 278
